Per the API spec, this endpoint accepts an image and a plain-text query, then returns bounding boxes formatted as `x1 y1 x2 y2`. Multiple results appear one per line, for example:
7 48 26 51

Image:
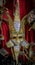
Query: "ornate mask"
9 2 25 45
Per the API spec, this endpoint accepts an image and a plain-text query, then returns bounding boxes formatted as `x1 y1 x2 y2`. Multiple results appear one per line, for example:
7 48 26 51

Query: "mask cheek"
17 39 22 44
12 39 16 43
17 39 20 43
12 38 23 44
20 38 23 42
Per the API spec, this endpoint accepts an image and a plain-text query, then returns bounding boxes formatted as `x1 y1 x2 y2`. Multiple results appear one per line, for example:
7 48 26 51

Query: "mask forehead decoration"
9 0 25 42
10 2 23 37
14 21 20 32
14 1 20 33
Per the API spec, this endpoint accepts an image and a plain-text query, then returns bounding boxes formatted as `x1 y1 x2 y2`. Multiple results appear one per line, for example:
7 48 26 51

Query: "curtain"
19 0 35 44
2 21 11 55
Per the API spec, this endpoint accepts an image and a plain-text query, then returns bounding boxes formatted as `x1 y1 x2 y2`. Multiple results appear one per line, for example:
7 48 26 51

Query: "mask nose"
16 37 20 45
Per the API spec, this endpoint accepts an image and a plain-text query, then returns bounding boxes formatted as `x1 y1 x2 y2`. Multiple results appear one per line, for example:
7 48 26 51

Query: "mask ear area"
19 36 23 39
13 37 16 39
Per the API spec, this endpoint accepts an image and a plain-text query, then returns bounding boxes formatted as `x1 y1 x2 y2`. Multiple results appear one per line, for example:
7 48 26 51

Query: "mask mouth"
11 40 21 46
11 40 17 46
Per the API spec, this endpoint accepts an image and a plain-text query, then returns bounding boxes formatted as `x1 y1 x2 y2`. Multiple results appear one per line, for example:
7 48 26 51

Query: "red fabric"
19 0 27 20
25 24 35 43
2 21 11 55
19 0 33 20
19 0 35 61
5 0 14 19
1 9 13 55
32 0 35 8
18 54 28 62
1 0 14 55
19 0 35 44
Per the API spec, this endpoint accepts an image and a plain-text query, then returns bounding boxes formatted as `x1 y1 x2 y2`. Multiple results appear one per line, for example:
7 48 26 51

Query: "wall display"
0 0 35 65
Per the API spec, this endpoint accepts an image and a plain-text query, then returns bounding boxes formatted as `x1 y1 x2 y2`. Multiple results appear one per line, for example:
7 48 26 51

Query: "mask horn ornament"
14 2 20 33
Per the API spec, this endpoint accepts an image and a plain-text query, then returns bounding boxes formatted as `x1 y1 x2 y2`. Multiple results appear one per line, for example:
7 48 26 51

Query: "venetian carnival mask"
9 2 25 45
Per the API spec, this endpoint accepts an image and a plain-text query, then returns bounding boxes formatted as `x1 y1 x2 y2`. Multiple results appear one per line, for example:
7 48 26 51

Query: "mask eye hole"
13 37 16 39
0 11 1 14
19 36 22 39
